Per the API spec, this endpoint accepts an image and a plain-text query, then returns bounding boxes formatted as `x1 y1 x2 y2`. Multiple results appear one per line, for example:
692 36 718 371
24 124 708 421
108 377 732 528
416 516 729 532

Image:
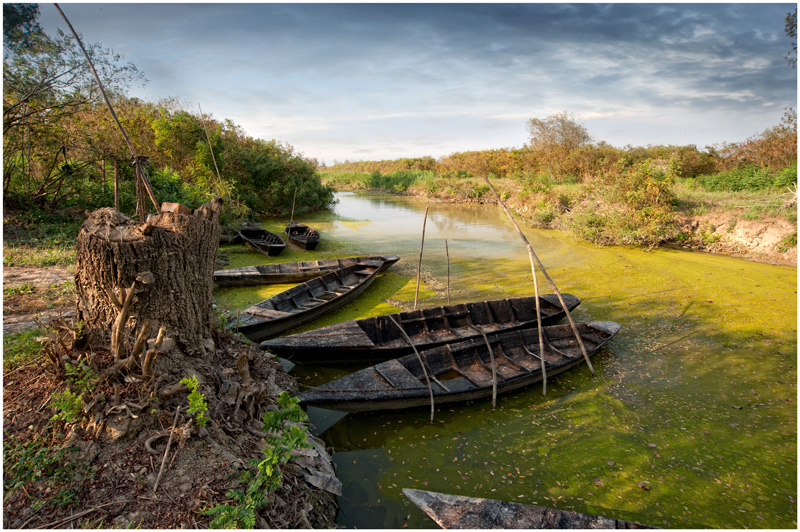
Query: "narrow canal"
215 191 797 529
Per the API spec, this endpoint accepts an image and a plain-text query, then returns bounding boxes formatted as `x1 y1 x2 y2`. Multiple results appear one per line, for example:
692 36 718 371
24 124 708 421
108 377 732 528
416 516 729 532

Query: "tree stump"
74 199 223 379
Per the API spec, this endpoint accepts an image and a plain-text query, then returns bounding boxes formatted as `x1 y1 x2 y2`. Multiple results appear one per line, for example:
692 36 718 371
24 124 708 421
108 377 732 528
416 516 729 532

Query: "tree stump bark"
75 199 223 379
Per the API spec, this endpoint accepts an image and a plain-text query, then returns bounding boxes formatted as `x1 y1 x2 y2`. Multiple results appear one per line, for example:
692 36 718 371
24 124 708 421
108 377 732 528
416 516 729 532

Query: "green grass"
3 328 48 373
3 208 83 267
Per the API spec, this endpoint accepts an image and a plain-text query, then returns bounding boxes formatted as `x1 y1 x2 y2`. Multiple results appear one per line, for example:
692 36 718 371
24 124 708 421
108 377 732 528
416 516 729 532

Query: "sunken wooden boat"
402 489 655 529
239 227 286 257
214 255 400 287
296 320 621 412
260 293 581 364
285 222 320 251
228 258 398 342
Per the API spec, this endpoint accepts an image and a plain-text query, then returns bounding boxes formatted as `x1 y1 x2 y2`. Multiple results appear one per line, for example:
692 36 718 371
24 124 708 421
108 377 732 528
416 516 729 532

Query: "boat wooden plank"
403 489 656 529
375 359 426 389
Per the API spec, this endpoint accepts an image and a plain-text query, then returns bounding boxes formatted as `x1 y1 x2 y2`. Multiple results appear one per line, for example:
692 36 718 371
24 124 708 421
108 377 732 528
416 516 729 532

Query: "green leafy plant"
64 361 96 395
180 376 209 427
49 389 84 424
202 392 311 528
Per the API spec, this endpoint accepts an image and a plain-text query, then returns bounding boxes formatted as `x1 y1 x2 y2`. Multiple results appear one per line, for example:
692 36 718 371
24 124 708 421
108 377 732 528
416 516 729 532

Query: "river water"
215 191 797 529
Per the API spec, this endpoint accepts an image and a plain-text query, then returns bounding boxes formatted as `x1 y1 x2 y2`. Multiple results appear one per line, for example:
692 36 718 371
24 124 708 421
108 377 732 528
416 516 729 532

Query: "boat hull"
260 293 581 365
296 321 621 412
239 227 286 257
403 489 655 529
229 258 398 342
214 255 400 287
285 222 320 250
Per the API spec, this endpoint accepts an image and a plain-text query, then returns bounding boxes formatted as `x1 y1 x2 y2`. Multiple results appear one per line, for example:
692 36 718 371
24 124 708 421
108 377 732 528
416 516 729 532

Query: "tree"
3 6 146 200
786 8 797 68
3 3 43 55
526 110 593 152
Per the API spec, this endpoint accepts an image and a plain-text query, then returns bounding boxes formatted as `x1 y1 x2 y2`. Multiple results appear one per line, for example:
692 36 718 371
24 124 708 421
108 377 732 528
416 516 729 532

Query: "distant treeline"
321 109 797 189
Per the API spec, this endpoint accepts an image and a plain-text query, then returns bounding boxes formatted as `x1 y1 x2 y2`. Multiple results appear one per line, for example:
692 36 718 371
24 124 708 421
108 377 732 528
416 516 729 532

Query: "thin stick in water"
414 205 429 311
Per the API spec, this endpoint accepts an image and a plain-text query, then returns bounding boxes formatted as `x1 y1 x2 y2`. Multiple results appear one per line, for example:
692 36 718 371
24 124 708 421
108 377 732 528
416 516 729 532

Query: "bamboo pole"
289 187 297 226
197 103 222 181
414 205 429 311
482 176 594 379
445 240 451 305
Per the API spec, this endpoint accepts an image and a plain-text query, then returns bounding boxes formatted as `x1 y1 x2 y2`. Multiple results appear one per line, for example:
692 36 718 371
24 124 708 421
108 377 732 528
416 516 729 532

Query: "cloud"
38 3 796 161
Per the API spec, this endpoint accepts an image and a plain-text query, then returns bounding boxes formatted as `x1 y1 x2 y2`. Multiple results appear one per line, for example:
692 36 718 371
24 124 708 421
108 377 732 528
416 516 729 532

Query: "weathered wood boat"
260 293 581 364
228 258 398 342
402 489 655 529
296 320 621 412
214 255 400 287
239 227 286 257
285 221 320 250
219 225 243 245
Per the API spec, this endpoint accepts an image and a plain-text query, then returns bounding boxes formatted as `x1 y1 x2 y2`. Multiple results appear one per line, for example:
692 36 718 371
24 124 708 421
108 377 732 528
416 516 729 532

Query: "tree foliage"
3 3 44 55
3 9 333 222
526 110 593 151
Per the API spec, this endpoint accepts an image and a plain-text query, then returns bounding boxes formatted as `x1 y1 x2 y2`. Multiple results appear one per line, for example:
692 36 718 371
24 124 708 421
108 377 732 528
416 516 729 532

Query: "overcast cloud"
37 3 797 164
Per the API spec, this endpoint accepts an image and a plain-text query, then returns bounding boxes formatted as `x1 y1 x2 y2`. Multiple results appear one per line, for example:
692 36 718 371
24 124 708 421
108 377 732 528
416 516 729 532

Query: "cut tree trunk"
74 199 223 378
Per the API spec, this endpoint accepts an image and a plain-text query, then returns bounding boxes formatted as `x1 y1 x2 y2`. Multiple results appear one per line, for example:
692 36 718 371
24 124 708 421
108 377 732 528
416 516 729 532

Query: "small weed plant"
203 392 312 528
49 389 84 424
180 376 209 427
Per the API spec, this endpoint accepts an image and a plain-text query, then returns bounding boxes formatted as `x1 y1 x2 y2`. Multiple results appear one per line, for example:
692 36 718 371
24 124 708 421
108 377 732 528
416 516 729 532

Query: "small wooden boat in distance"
296 321 621 412
402 489 655 529
260 293 581 365
214 255 400 287
239 227 286 257
285 222 320 251
228 257 398 342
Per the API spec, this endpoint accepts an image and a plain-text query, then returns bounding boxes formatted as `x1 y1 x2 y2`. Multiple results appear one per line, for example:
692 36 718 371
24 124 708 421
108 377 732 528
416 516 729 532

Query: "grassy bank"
320 168 797 257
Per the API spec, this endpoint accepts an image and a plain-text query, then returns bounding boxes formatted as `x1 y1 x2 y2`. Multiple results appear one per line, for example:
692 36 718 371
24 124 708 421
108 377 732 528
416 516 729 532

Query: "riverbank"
321 176 797 267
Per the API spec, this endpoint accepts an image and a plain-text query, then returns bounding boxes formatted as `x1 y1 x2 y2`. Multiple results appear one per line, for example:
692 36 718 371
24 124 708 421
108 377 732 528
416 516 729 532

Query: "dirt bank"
674 214 797 266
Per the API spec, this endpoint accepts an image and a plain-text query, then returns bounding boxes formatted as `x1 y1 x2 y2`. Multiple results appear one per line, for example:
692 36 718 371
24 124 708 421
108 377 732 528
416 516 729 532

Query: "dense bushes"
693 165 797 192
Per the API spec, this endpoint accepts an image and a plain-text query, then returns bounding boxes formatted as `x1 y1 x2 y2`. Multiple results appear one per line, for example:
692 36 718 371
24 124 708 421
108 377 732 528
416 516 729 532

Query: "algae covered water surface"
214 192 797 529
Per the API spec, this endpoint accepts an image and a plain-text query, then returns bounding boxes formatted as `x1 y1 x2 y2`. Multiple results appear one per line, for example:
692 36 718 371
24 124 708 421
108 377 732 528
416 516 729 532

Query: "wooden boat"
239 227 286 257
295 320 621 412
219 226 243 245
228 258 398 342
402 489 655 529
260 293 581 365
214 255 400 287
285 222 320 251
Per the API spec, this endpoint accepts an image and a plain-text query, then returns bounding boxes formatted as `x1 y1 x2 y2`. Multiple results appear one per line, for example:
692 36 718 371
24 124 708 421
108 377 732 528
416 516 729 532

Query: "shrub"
694 165 796 192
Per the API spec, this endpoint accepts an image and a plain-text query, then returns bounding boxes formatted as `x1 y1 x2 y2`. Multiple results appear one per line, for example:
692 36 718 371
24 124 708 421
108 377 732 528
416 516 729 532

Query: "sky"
36 3 798 165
